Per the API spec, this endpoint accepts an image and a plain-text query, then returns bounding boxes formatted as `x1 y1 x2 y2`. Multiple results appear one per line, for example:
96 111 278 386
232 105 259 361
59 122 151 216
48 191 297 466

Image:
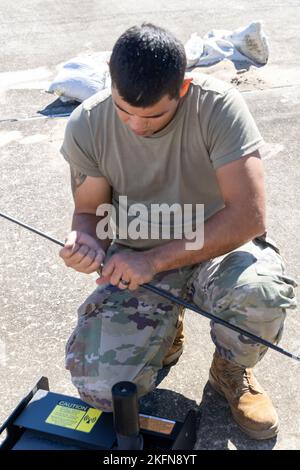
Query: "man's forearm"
71 212 111 253
146 205 266 273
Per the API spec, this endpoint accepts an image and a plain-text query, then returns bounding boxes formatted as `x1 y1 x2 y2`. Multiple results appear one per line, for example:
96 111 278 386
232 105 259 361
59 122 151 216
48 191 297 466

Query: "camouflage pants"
65 237 297 411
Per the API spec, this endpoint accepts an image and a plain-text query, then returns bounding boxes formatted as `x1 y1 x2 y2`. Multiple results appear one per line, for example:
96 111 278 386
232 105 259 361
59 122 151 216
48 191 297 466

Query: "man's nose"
129 115 148 131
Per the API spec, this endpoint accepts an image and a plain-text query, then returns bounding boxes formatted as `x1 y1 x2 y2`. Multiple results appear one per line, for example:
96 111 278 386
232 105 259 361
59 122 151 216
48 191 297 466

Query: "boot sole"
208 371 279 440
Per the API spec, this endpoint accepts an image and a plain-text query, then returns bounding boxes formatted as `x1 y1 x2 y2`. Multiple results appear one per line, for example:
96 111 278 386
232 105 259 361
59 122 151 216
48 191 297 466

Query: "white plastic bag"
205 21 269 65
184 21 269 68
48 52 111 103
185 33 204 68
198 38 247 66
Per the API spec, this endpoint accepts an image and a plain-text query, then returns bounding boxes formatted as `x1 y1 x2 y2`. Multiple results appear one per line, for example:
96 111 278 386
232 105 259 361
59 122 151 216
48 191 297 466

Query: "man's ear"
179 78 193 98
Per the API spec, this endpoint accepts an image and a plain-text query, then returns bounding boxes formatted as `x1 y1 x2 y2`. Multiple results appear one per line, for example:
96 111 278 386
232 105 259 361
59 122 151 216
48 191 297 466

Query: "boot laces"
223 364 254 395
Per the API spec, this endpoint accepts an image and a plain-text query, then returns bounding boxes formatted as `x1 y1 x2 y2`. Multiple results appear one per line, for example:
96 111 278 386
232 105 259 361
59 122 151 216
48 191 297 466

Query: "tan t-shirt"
61 73 264 249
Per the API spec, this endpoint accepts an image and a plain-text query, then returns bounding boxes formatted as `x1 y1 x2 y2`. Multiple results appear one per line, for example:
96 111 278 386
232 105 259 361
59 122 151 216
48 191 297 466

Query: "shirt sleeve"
206 87 264 169
60 104 104 177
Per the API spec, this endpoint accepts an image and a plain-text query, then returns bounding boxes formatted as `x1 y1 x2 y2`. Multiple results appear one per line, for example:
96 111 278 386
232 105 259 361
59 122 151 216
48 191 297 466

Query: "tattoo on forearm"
70 167 87 196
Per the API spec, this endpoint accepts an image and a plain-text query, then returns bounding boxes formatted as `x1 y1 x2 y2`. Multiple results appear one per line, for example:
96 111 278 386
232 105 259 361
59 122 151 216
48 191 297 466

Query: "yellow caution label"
76 408 102 433
46 401 102 433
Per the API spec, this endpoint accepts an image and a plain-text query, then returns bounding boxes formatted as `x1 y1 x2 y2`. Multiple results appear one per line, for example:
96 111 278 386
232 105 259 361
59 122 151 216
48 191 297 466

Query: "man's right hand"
59 231 106 274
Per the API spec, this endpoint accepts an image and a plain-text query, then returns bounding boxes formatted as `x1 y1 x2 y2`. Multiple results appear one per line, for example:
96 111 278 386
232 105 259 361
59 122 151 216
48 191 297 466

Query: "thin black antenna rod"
0 211 64 247
1 210 299 363
143 282 300 363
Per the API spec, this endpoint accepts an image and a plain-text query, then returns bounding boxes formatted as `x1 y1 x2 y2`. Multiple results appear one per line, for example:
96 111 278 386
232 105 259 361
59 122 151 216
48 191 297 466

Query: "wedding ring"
120 279 130 286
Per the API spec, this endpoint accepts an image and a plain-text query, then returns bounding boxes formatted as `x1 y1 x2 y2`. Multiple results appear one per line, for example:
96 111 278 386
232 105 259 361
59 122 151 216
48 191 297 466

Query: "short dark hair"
109 23 186 107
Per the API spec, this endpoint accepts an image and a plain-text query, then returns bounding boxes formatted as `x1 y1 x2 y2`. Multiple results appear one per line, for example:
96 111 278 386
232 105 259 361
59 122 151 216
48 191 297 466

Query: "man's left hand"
96 251 157 291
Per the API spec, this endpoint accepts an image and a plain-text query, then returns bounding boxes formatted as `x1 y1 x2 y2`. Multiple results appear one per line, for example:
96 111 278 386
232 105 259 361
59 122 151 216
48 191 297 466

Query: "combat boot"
209 350 279 439
162 308 185 367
